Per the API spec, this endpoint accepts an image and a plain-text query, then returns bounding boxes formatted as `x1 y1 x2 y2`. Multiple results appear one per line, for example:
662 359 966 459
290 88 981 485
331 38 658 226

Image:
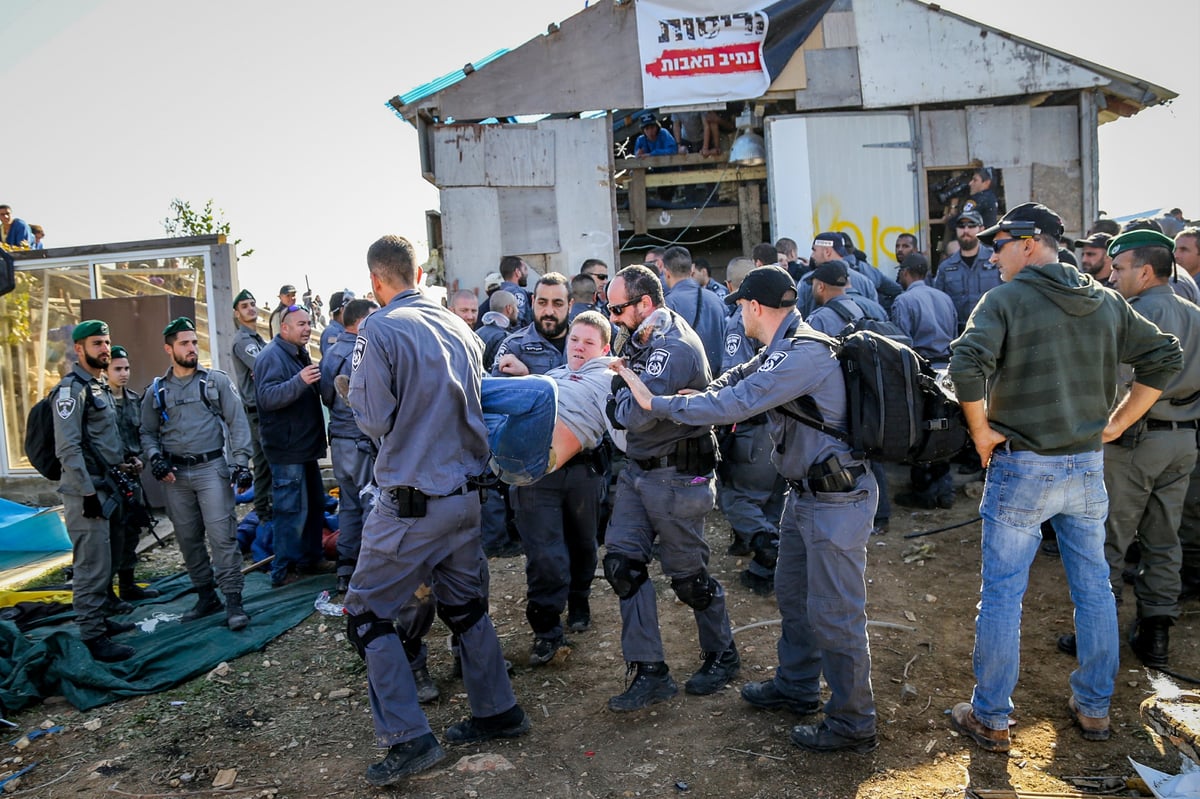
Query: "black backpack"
24 376 87 480
826 297 913 347
779 329 970 465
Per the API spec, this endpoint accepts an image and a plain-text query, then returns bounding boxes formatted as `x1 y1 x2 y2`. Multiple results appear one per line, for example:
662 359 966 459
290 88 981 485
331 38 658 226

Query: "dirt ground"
4 465 1197 798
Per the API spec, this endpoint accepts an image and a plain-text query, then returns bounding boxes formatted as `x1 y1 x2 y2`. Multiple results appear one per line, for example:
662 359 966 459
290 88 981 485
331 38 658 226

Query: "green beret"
233 289 255 308
110 345 129 360
72 319 109 342
1108 229 1175 258
163 317 196 338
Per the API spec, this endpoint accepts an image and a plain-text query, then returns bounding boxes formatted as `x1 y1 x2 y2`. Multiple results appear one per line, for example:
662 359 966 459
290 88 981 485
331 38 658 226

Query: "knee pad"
671 570 717 610
436 597 488 635
346 610 397 660
603 552 649 600
525 601 560 635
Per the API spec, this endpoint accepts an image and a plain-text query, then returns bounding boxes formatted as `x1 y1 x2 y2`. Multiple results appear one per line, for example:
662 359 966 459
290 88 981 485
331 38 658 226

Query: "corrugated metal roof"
388 49 509 118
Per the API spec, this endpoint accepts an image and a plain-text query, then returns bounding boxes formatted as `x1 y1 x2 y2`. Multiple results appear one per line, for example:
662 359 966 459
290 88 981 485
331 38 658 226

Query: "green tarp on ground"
0 570 335 714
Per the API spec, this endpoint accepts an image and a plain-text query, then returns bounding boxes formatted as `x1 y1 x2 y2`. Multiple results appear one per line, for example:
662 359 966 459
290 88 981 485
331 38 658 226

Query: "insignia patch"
521 342 546 353
725 333 741 357
351 336 368 371
758 351 788 372
645 348 671 378
230 384 241 399
56 396 76 419
245 344 260 357
962 199 977 213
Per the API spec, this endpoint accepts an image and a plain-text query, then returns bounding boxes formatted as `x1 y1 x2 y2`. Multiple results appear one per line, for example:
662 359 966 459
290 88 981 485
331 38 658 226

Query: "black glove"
150 455 173 481
232 465 253 492
82 493 104 519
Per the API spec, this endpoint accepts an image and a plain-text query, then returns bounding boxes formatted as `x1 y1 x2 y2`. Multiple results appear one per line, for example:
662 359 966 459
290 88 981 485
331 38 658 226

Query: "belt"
1146 419 1199 431
167 448 225 466
786 463 868 495
389 482 473 503
634 453 678 471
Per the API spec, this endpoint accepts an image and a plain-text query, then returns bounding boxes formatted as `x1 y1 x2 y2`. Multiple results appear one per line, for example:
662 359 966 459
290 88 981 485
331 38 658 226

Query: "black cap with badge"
978 202 1064 245
725 265 797 307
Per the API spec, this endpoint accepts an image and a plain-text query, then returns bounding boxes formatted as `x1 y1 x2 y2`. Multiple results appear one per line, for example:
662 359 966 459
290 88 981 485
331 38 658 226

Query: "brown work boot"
1067 697 1111 741
950 702 1010 752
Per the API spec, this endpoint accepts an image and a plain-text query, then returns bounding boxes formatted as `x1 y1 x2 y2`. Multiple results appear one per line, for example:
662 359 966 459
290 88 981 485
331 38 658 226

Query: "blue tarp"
0 498 70 575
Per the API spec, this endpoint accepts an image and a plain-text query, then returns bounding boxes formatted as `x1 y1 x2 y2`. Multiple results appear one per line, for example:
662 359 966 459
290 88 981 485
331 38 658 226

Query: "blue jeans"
269 460 327 583
482 375 558 486
971 447 1118 729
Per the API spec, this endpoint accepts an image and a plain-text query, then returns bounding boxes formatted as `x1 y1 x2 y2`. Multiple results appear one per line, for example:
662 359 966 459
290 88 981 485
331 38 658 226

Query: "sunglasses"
607 295 645 315
281 304 310 322
991 237 1030 254
586 272 609 281
957 222 980 229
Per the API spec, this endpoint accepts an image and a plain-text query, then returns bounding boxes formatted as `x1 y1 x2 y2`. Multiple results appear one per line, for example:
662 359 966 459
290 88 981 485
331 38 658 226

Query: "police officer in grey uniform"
54 320 139 662
604 264 738 711
797 234 880 317
229 289 272 523
931 209 999 333
804 261 893 534
890 253 959 510
1086 230 1200 667
104 344 158 603
615 265 880 754
718 257 786 595
345 235 527 788
319 298 378 595
494 272 606 665
141 317 253 632
662 245 728 373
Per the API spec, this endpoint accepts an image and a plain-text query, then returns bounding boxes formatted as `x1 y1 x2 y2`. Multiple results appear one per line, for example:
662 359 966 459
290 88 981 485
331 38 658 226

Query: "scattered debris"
454 753 514 773
212 767 238 789
82 719 102 732
327 688 353 700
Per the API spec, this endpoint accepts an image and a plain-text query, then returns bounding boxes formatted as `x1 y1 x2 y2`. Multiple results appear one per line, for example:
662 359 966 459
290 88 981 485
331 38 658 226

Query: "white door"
766 112 918 277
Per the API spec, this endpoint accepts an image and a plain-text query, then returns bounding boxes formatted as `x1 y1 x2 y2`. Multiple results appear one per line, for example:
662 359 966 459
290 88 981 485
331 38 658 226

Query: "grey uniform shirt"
931 246 1000 330
320 330 368 441
890 279 958 365
664 277 727 374
722 306 760 374
139 366 252 467
1168 267 1200 305
230 324 266 409
648 314 856 480
112 387 142 459
348 289 490 495
797 269 879 317
53 364 125 496
491 323 566 376
1123 284 1200 422
611 308 712 460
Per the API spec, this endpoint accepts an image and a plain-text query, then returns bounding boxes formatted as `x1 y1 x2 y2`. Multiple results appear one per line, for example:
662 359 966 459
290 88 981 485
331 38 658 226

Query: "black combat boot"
118 569 160 600
105 586 133 615
608 662 678 711
1129 616 1170 669
84 634 135 663
181 584 223 622
224 591 250 631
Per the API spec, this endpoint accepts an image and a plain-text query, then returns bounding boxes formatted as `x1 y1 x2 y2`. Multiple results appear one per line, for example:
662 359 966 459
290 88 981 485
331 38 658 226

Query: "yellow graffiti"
810 202 918 267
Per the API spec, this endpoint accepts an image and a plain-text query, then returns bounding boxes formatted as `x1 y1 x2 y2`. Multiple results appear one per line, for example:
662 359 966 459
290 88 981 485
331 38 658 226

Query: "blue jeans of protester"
970 446 1118 730
269 460 327 584
481 375 558 486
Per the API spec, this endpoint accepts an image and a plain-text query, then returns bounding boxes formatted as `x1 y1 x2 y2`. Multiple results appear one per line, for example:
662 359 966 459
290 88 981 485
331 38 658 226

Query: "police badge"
351 336 368 371
645 348 670 378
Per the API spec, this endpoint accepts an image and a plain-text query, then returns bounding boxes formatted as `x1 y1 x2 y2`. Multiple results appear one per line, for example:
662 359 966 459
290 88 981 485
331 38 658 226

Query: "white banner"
636 0 772 109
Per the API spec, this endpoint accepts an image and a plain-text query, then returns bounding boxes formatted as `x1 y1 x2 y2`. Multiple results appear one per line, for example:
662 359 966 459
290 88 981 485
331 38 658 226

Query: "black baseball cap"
979 202 1064 244
725 265 797 307
1074 232 1113 250
811 260 849 287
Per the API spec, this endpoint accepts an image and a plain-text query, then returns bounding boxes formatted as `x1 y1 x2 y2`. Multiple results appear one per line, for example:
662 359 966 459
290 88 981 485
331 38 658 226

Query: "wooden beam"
629 169 647 235
617 204 769 231
644 165 768 188
10 235 223 261
738 182 763 255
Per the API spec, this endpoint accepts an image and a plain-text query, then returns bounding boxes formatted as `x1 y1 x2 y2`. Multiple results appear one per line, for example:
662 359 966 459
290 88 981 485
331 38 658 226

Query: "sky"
2 0 1196 304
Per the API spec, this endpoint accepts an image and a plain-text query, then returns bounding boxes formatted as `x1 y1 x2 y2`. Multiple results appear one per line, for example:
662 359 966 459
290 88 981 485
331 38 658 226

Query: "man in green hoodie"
946 203 1182 753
